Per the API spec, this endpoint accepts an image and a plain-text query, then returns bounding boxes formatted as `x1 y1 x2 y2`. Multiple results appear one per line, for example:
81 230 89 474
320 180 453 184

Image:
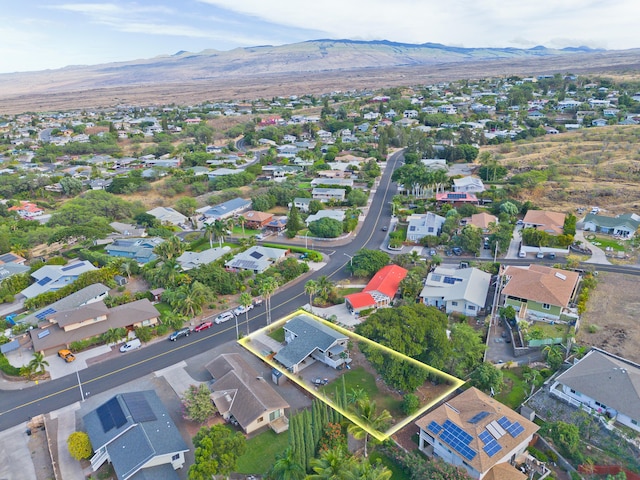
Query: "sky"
2 0 640 74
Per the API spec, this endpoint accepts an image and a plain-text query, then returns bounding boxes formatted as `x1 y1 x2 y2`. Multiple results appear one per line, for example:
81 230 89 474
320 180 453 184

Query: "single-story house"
225 246 288 274
8 201 44 218
30 298 160 355
420 267 491 317
522 210 566 236
21 260 97 299
305 209 346 226
290 197 312 213
501 265 580 321
83 390 189 479
310 178 354 188
344 265 408 313
197 198 252 222
435 192 478 206
109 222 147 238
550 348 640 433
0 252 27 266
465 212 498 232
453 177 485 194
416 387 538 479
265 216 288 232
406 213 446 242
146 207 187 227
177 246 230 270
206 353 289 435
105 237 163 264
582 212 640 238
312 188 346 203
243 211 274 229
206 168 244 179
274 314 351 374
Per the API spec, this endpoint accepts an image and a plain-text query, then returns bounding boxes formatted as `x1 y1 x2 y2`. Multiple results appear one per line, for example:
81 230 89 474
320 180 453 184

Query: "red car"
194 321 213 332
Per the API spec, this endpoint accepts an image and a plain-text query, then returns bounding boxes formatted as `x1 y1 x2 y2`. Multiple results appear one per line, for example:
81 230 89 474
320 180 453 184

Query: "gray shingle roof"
584 212 640 231
555 348 640 420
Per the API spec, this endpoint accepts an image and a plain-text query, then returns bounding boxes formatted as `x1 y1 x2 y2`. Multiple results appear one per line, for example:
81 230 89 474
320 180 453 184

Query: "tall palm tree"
347 399 392 457
236 214 246 236
212 219 228 247
172 281 208 317
120 260 132 280
270 446 305 480
352 458 392 480
304 280 318 310
154 235 185 261
239 292 253 336
28 352 49 376
408 250 421 265
315 275 335 302
203 221 217 248
259 277 279 326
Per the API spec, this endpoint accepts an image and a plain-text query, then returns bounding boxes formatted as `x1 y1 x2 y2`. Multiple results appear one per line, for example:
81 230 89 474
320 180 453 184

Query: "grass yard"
297 182 312 189
269 327 285 343
320 366 403 418
370 450 411 480
154 302 172 316
589 235 627 252
236 429 289 474
495 369 527 409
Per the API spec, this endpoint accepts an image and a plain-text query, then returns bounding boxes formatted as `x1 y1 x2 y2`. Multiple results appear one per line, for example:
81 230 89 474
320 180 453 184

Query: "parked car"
120 338 142 352
518 251 527 258
194 321 213 332
547 252 556 259
381 226 388 232
313 377 329 386
253 298 263 307
483 238 490 249
169 327 191 341
58 349 75 363
452 247 463 256
233 304 254 316
536 251 544 259
516 220 524 226
214 311 235 324
429 249 437 256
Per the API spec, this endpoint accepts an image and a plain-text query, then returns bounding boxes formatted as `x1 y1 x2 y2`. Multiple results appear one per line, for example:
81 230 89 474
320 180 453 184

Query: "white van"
119 338 141 353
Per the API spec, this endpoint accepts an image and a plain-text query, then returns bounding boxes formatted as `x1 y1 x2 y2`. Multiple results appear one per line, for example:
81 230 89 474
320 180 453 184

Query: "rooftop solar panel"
442 419 473 445
35 307 57 320
37 329 50 339
61 262 85 271
122 392 156 423
506 422 525 438
37 276 52 286
469 411 490 424
483 441 503 457
497 416 511 429
249 251 264 259
97 397 127 433
427 421 442 435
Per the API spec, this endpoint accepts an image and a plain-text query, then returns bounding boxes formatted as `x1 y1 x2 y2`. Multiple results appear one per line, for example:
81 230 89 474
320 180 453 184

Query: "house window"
269 410 281 421
468 305 476 311
428 227 434 232
172 454 180 461
632 419 638 426
451 301 458 306
542 303 551 310
258 416 264 423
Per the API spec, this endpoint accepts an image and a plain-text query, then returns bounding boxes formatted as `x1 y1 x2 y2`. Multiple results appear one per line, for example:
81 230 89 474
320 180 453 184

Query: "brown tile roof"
415 387 538 476
243 211 273 223
469 212 498 230
483 462 527 480
522 210 566 235
206 354 289 431
501 265 579 308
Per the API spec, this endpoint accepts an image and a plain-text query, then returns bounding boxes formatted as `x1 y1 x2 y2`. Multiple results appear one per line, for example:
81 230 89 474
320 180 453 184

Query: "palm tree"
171 281 208 317
315 275 335 303
408 250 421 265
28 352 49 376
236 215 246 236
259 277 279 325
102 327 125 346
353 458 392 480
347 399 392 457
522 368 541 396
270 446 305 480
347 387 368 405
154 235 184 261
212 219 228 247
120 260 132 280
203 221 217 248
239 292 253 337
308 448 355 480
304 280 318 310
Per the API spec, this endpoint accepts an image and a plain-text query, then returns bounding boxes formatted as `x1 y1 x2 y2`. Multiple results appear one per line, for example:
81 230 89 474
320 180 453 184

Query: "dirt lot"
578 271 640 363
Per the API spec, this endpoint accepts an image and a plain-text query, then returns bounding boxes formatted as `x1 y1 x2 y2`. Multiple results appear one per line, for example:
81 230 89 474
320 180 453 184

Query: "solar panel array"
497 416 525 438
37 329 50 339
479 430 503 457
123 392 157 423
440 420 477 461
97 397 127 433
249 251 264 259
62 262 85 271
427 420 442 435
37 276 52 286
468 411 490 424
36 307 56 320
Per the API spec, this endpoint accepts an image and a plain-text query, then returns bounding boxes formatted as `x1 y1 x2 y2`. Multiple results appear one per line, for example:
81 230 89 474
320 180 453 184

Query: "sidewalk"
50 403 84 480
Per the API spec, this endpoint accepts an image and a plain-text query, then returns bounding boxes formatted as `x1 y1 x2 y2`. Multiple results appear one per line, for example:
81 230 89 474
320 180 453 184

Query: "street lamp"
305 231 309 249
344 253 353 275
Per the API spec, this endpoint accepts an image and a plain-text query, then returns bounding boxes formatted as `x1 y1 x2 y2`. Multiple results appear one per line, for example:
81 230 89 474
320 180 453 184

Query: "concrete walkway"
50 403 84 480
155 361 199 398
574 230 611 265
0 422 38 480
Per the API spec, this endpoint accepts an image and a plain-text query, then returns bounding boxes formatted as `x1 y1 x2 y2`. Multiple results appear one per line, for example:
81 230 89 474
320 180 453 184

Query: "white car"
233 304 254 316
214 311 235 324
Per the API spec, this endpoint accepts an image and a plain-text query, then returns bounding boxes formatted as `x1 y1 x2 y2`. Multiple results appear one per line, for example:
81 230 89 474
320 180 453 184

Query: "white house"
305 209 346 226
419 267 491 317
21 261 97 299
312 188 346 203
416 387 539 480
550 348 640 433
453 176 485 193
406 213 446 242
146 206 188 226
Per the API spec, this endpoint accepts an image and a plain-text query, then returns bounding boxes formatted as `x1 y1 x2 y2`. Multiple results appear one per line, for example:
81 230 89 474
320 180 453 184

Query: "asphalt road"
0 150 404 432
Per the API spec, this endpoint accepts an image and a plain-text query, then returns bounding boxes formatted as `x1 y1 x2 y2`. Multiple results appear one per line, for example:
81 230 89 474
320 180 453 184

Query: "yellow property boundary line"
239 309 464 441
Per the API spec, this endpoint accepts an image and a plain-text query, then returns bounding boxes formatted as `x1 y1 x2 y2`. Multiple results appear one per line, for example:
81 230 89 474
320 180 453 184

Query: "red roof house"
345 265 408 313
435 192 478 206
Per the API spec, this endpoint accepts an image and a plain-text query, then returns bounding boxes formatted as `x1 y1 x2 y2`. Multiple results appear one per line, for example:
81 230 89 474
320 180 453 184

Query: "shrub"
67 431 93 460
402 393 420 415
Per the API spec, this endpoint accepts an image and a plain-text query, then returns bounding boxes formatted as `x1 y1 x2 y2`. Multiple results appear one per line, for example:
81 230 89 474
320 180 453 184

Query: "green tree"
239 292 253 336
286 206 303 238
469 362 504 394
315 275 335 302
188 425 246 480
307 447 354 480
543 344 564 370
259 277 279 325
308 217 343 238
164 281 208 317
270 446 305 480
347 398 392 457
448 323 486 377
59 176 84 196
27 351 49 376
546 421 581 456
154 235 185 261
402 393 420 416
399 270 423 301
101 327 126 346
67 431 93 460
349 249 390 277
347 189 368 207
175 197 198 218
182 384 217 424
304 279 318 308
522 367 541 396
308 199 324 214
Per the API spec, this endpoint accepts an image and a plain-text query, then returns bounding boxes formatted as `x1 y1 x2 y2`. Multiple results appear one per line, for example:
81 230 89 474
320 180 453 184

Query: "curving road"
0 150 404 432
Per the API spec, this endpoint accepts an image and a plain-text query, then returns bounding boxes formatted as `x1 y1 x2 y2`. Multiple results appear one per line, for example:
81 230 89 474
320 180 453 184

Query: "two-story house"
21 261 97 299
420 267 491 317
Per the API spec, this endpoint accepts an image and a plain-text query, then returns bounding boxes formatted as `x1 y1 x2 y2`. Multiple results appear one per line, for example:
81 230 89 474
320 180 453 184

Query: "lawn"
370 450 410 480
320 366 403 418
269 327 285 343
236 429 289 474
495 368 527 409
589 235 627 252
154 302 172 316
297 182 312 189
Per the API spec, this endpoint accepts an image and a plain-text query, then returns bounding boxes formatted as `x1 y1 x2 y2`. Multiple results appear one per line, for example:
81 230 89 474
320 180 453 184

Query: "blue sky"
3 0 639 74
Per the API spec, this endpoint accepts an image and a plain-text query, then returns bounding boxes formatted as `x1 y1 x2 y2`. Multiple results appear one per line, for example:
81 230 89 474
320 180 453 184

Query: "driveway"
574 229 611 265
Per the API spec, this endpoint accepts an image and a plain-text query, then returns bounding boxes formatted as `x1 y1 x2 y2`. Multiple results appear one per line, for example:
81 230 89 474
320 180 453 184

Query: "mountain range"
1 39 638 113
